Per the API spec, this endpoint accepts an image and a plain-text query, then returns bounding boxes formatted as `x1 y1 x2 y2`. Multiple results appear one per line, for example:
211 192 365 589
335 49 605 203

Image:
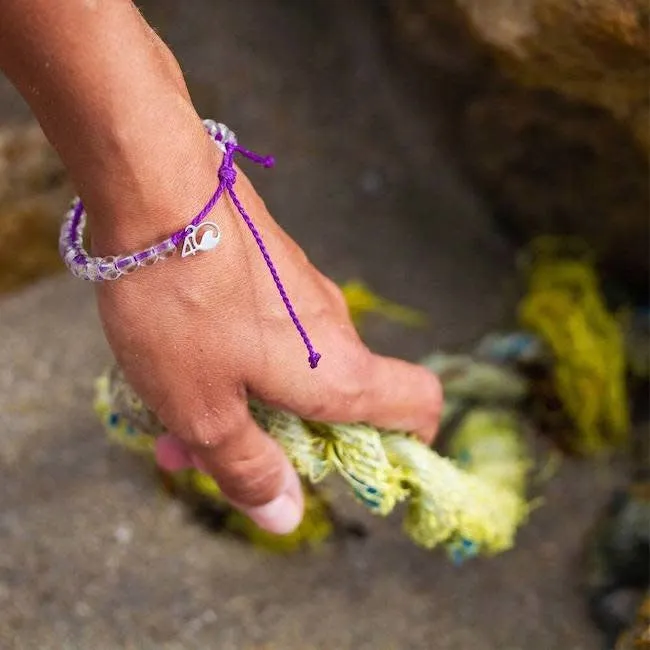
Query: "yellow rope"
95 379 334 553
95 365 532 560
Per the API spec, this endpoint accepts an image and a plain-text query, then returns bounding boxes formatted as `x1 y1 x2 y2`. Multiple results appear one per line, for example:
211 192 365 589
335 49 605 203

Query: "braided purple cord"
233 144 275 169
220 143 321 369
170 182 226 246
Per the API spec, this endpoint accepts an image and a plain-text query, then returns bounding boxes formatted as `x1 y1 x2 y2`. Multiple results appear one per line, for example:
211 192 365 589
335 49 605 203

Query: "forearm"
0 0 219 250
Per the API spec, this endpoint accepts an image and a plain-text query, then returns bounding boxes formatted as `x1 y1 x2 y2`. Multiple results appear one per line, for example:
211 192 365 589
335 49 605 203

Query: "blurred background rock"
387 0 649 297
0 124 69 293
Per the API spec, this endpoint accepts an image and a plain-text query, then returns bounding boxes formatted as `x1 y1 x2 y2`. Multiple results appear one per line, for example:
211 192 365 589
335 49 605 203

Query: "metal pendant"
181 222 222 258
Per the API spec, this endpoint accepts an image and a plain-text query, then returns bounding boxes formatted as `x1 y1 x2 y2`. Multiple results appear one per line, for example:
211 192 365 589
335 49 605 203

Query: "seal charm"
181 221 222 257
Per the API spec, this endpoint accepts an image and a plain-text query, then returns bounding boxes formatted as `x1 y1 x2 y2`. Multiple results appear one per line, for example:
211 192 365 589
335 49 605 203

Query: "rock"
387 0 650 292
460 84 649 291
384 0 490 79
0 122 71 295
457 0 650 152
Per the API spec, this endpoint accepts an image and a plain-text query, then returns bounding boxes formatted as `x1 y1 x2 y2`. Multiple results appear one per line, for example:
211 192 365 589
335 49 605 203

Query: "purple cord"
70 199 85 264
222 145 321 369
173 138 320 369
170 181 226 246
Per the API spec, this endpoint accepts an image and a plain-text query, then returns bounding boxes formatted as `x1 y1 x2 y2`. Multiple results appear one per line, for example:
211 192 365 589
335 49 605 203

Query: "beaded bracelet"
59 119 321 368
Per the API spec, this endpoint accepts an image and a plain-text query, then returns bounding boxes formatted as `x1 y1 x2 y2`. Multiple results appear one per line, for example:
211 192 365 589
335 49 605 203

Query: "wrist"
59 119 245 284
78 101 224 255
0 0 218 255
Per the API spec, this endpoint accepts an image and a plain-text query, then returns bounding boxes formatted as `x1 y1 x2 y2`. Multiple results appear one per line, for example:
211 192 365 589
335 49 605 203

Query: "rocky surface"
458 0 650 151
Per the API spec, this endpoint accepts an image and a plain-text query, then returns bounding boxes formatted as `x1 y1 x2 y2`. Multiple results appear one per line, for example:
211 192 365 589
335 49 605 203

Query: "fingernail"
243 492 303 536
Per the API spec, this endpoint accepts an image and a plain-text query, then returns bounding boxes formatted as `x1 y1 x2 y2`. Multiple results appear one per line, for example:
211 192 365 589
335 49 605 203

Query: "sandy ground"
0 1 621 648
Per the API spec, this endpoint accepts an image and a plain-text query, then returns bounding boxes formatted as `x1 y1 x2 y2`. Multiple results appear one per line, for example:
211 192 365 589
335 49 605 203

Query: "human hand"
94 137 442 535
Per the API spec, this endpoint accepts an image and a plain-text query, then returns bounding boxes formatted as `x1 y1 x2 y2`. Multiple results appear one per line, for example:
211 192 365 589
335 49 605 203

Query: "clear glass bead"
59 236 71 257
70 260 85 279
217 122 237 146
202 119 219 136
154 239 176 259
85 258 101 281
64 248 79 265
59 228 71 244
115 255 137 274
135 248 158 267
98 257 120 280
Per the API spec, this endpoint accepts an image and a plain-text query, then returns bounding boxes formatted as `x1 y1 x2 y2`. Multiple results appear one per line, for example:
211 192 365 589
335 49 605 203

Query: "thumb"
155 413 304 535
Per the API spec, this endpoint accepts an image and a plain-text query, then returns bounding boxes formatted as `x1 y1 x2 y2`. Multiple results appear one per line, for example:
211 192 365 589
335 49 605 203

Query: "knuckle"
429 370 444 405
322 278 348 311
337 375 366 407
299 394 337 422
420 370 444 423
339 359 371 407
306 350 372 422
281 234 310 268
183 407 246 450
293 245 310 268
221 453 285 506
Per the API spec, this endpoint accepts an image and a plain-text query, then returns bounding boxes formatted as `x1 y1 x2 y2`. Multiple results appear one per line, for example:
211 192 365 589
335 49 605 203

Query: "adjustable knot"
218 165 237 187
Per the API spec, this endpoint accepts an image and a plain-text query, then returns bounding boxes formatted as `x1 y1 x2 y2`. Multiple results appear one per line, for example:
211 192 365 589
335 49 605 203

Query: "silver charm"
181 221 222 258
